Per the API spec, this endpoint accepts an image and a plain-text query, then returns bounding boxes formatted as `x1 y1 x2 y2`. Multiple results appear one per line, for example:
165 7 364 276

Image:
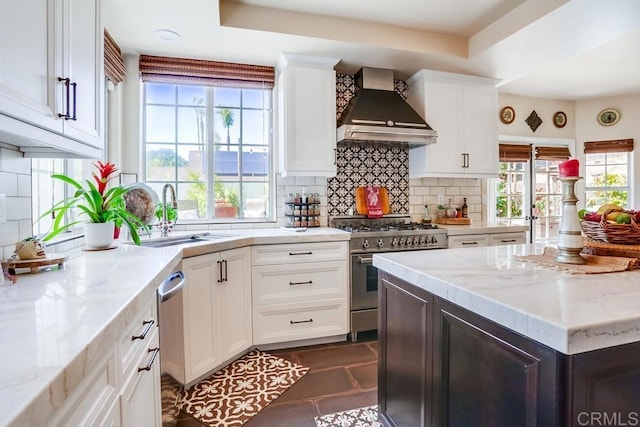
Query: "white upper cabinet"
0 0 103 158
407 70 499 178
276 53 340 177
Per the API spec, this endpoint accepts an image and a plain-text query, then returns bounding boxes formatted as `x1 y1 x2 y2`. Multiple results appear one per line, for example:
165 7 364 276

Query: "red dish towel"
366 186 383 218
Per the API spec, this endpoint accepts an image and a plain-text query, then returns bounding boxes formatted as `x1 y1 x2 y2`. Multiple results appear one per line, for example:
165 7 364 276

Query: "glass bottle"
445 198 457 218
462 198 468 218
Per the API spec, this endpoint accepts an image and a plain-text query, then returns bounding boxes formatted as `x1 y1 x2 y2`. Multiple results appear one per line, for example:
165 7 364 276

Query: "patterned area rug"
315 405 382 427
177 350 309 426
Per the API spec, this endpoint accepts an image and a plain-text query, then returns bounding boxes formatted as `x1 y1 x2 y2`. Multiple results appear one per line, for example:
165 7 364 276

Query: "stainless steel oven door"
351 253 379 311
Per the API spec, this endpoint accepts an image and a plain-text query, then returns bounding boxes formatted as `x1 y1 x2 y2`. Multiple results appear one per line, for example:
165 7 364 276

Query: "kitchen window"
584 139 633 210
139 55 275 221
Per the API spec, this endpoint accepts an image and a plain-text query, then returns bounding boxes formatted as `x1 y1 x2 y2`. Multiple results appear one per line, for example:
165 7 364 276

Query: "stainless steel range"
331 216 447 341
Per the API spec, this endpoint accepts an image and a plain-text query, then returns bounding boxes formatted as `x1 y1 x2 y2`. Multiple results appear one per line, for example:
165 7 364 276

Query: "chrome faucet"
161 183 177 237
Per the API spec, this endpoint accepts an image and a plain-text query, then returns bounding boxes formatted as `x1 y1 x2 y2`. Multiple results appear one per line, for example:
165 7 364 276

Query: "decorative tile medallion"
329 74 410 216
525 110 543 132
315 405 382 427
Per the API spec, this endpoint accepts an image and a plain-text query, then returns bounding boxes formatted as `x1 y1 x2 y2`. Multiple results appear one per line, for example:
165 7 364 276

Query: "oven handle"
357 255 373 264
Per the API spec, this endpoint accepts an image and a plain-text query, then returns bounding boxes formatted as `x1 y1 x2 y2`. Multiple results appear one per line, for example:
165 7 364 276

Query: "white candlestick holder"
556 176 586 264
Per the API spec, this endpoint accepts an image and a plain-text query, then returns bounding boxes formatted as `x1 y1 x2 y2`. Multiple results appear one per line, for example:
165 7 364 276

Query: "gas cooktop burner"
338 222 440 233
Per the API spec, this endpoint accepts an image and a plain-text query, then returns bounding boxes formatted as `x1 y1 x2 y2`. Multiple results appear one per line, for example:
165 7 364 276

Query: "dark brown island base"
378 271 640 427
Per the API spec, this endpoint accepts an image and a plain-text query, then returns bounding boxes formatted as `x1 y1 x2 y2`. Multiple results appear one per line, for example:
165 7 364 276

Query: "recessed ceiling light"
154 29 181 42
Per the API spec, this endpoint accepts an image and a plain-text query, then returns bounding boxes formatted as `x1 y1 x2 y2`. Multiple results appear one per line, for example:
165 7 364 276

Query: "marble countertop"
373 244 640 355
436 222 529 235
0 227 349 426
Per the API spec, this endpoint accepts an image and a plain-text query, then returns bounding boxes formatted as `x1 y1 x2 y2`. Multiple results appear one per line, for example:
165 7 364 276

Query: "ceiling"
103 0 640 100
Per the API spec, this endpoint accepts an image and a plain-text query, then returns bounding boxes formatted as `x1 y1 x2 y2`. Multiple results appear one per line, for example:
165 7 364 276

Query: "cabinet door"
0 0 62 133
433 298 562 427
120 330 161 427
182 253 223 382
379 272 433 427
409 80 464 177
219 247 252 361
489 231 526 246
62 0 102 147
278 61 337 177
463 84 498 176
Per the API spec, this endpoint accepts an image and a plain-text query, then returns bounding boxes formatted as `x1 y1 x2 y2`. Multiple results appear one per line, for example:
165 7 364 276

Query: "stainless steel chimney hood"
337 67 437 146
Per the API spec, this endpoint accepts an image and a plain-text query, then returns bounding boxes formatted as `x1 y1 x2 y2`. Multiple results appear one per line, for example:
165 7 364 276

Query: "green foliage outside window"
586 173 628 209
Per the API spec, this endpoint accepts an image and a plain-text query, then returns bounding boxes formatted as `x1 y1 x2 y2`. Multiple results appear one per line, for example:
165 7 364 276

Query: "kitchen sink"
135 233 233 248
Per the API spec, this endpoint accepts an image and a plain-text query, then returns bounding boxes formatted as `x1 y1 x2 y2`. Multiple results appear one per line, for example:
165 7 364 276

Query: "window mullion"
206 87 215 219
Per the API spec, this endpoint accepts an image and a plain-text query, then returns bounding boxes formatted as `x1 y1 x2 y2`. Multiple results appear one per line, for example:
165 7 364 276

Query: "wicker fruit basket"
580 209 640 245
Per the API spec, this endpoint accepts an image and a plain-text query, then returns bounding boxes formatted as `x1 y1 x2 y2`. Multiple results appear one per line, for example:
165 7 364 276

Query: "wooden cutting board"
355 187 390 215
1 254 67 274
436 217 472 225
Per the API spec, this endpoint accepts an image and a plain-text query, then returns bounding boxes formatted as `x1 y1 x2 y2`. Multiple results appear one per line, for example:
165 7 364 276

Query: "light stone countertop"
0 227 350 427
436 222 529 235
373 244 640 355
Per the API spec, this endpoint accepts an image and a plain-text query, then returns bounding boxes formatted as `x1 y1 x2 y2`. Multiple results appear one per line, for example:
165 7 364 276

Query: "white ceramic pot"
84 222 115 249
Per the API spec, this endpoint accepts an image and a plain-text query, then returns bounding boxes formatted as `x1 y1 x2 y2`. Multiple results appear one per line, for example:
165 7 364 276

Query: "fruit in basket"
583 212 602 222
615 213 632 224
596 203 622 214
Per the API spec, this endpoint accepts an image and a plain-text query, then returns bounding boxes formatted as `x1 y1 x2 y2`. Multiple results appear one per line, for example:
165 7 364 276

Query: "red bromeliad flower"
92 161 118 196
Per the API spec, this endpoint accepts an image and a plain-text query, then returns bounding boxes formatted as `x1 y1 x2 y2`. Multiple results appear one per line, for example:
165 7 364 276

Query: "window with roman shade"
535 146 571 160
499 144 532 162
139 55 275 221
584 139 633 210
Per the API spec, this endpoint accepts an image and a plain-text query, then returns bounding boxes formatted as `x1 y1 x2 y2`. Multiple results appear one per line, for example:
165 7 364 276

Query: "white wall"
575 94 640 206
0 147 32 259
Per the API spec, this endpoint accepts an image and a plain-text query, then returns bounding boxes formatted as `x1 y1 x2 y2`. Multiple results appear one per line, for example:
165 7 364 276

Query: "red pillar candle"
559 158 579 177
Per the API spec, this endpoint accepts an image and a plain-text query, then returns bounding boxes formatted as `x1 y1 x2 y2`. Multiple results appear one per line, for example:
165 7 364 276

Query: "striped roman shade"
139 55 275 89
499 144 532 162
584 139 634 154
104 29 125 84
535 146 571 160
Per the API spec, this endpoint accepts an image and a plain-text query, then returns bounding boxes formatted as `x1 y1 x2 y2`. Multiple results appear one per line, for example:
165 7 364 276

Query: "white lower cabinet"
49 299 161 426
160 247 252 386
448 231 526 249
251 242 349 345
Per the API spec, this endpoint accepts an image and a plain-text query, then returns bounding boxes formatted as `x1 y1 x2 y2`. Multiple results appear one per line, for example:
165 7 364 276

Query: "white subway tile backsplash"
0 172 18 196
18 219 32 240
414 186 430 196
294 176 315 186
5 197 31 221
0 148 30 174
445 187 461 196
437 178 453 187
17 174 31 197
0 221 19 246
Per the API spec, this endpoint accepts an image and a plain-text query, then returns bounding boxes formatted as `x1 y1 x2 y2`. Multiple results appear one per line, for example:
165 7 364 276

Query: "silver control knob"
406 237 413 246
392 238 399 247
413 236 420 246
431 236 438 245
399 237 406 246
362 239 370 249
419 236 426 245
377 238 384 248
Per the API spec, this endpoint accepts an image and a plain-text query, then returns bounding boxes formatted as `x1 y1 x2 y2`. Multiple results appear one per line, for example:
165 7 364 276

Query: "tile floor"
172 331 378 427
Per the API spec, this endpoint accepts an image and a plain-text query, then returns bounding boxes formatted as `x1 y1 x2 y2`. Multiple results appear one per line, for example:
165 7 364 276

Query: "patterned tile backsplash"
328 73 410 216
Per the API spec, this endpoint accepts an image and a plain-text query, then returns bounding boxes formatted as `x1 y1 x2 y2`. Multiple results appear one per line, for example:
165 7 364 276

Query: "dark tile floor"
173 331 378 427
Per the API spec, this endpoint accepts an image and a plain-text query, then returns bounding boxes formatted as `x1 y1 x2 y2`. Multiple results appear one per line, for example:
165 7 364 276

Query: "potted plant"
41 161 145 247
214 181 239 218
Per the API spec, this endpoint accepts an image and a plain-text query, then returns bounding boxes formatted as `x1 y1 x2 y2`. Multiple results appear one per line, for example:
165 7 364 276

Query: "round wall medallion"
500 106 515 124
553 111 567 128
597 108 620 126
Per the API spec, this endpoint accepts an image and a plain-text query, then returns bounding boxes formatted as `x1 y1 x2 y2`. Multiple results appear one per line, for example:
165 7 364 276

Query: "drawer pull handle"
290 318 313 324
462 241 478 245
132 320 155 341
138 347 160 372
501 239 517 243
289 251 312 256
289 280 313 286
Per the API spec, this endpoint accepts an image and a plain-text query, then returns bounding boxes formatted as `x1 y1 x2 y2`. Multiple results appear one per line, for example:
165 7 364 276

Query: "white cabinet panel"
489 232 527 246
407 70 498 178
252 241 348 265
447 234 490 249
276 53 340 177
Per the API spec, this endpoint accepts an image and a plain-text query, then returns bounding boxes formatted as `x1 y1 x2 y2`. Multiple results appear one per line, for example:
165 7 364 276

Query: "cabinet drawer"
448 234 490 249
252 261 347 305
489 232 526 246
252 241 348 265
253 298 348 345
118 301 157 378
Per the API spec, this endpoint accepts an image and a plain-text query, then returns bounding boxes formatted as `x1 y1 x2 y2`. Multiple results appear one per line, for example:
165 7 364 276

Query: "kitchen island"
373 244 640 427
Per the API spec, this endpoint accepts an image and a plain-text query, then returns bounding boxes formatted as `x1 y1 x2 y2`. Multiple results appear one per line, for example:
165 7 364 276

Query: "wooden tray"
582 238 640 259
1 254 67 274
436 217 472 225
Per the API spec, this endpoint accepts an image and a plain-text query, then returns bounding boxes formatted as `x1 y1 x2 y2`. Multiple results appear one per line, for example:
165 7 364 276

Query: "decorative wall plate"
597 108 620 126
553 111 567 128
500 106 515 124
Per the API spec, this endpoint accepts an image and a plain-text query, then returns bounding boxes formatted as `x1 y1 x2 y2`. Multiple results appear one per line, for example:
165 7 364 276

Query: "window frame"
584 151 631 210
141 82 275 223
